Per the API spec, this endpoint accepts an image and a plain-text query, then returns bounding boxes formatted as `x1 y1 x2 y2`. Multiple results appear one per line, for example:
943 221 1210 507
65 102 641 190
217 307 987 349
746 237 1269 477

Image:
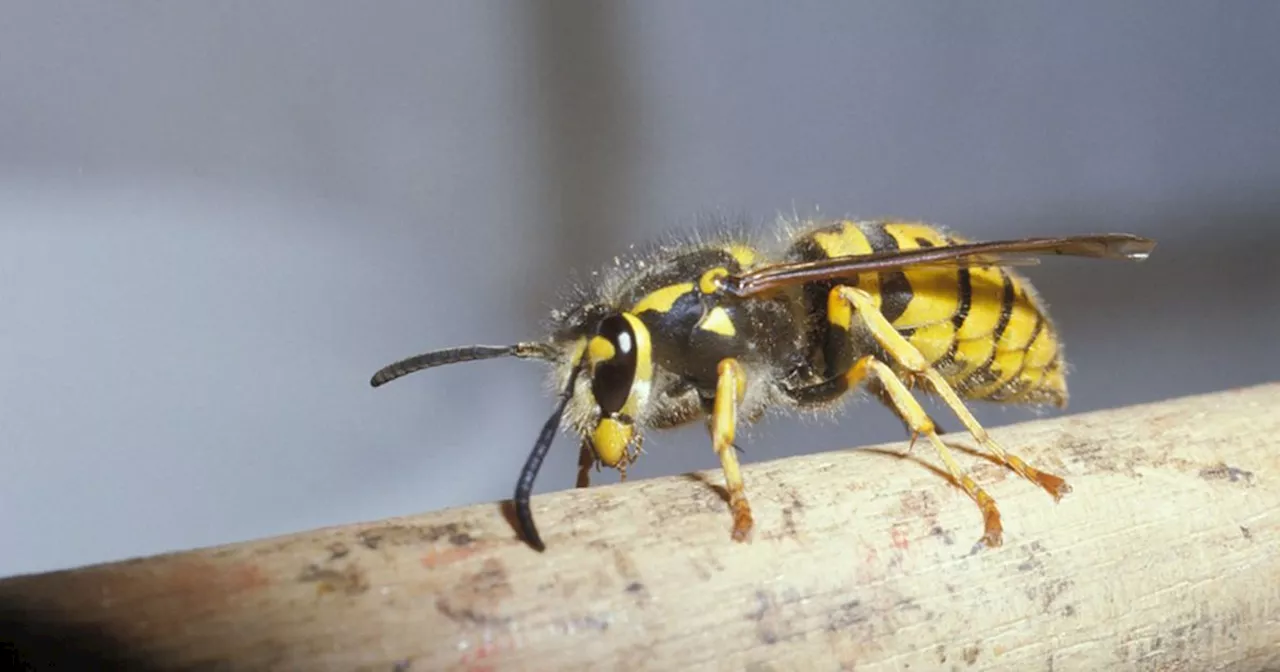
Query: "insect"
371 218 1155 551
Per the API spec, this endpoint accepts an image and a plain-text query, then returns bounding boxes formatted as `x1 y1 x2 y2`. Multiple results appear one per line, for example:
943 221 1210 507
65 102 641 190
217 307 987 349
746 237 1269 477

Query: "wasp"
371 218 1155 551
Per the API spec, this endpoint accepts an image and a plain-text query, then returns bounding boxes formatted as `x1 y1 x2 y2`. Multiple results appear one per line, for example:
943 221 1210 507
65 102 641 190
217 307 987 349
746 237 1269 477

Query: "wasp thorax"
585 312 652 467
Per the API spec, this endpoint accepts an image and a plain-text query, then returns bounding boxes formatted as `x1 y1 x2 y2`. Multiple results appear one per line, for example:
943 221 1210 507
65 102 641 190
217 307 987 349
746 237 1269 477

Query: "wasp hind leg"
709 357 754 542
790 353 1004 548
833 285 1070 501
867 377 948 451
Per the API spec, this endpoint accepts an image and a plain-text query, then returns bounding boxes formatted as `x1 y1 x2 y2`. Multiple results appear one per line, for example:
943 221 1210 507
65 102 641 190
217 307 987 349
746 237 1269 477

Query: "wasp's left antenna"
370 342 556 387
514 358 583 552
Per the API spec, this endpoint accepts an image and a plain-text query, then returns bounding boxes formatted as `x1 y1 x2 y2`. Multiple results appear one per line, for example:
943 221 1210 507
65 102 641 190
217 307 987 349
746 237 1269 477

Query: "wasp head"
548 305 656 470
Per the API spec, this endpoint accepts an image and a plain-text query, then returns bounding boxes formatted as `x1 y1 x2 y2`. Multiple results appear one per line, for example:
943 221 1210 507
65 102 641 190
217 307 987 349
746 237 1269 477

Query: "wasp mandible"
371 218 1155 551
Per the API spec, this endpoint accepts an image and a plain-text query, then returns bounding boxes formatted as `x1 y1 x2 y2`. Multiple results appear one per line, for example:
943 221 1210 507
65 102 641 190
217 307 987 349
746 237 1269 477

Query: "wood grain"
2 383 1278 671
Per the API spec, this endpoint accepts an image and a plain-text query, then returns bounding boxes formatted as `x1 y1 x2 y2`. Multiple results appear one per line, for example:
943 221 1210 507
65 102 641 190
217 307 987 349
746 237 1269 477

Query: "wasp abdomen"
786 220 1067 407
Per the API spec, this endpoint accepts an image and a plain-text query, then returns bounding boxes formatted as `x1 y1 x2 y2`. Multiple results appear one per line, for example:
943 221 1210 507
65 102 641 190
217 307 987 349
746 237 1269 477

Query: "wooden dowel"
2 384 1279 671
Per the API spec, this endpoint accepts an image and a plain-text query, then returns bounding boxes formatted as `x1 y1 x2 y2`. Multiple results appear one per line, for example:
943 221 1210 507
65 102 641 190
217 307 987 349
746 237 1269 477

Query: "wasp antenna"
514 358 583 552
369 342 556 388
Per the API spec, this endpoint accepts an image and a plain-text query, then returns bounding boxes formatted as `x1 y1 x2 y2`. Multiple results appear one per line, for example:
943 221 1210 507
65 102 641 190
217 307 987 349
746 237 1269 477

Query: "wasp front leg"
711 357 754 542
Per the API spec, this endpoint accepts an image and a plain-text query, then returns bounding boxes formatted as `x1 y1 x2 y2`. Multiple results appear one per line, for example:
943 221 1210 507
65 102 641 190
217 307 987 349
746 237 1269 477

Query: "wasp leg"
711 357 753 542
834 285 1069 500
867 377 947 454
861 355 1005 547
576 440 594 489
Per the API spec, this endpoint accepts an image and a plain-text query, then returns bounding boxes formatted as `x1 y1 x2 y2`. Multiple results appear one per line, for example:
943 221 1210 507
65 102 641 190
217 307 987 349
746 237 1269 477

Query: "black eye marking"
592 315 638 415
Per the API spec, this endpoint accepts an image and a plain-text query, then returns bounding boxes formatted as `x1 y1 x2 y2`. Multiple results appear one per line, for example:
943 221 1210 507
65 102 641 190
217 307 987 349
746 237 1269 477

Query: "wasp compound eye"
591 314 637 415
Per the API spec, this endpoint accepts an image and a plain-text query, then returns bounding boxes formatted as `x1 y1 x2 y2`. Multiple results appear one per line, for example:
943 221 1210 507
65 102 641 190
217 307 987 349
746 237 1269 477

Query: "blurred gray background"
2 2 1278 577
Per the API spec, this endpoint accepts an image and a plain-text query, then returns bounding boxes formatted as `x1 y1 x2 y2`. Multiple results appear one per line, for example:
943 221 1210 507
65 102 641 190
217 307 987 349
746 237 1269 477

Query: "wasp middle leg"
833 285 1070 500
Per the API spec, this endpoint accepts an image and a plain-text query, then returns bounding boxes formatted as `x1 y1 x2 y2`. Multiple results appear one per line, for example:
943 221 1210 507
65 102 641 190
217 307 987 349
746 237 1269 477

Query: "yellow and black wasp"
371 218 1155 551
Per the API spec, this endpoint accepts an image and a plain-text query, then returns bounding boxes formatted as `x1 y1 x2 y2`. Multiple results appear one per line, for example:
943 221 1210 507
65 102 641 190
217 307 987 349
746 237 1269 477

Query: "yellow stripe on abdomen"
882 222 962 330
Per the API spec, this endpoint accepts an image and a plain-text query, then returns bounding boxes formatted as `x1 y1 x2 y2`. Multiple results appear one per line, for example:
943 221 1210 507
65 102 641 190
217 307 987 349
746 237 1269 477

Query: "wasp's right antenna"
513 357 584 552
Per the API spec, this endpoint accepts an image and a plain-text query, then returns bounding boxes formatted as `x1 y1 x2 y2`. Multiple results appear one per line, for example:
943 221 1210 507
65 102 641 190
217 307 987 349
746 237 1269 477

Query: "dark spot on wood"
1199 463 1255 485
1241 526 1253 540
434 558 514 628
435 599 512 627
1017 543 1045 573
565 615 611 632
826 600 869 632
963 645 980 665
358 523 476 551
779 491 806 539
1063 604 1077 617
1054 436 1142 478
748 589 807 645
297 562 369 596
626 582 645 593
1039 579 1073 613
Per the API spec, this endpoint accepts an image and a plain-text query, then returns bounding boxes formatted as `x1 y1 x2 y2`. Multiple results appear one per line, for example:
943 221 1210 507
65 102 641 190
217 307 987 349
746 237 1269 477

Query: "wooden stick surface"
2 384 1279 671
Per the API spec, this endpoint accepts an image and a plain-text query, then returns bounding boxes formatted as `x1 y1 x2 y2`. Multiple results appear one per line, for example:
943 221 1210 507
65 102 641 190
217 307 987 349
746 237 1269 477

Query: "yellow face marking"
631 282 694 315
589 312 653 468
699 306 737 337
726 244 757 268
609 312 654 421
587 335 615 364
699 267 729 295
620 312 653 396
591 417 632 467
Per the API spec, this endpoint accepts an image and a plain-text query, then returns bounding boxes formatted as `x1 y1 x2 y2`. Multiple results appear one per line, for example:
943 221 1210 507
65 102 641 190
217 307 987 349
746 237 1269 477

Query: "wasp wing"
722 233 1155 297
